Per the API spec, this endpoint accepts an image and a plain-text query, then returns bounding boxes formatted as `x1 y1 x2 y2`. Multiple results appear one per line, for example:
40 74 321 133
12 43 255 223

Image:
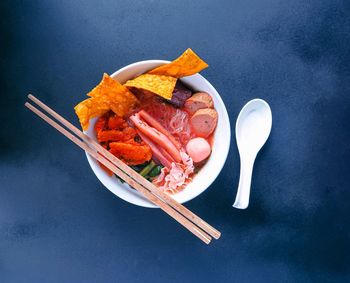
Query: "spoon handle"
233 156 255 209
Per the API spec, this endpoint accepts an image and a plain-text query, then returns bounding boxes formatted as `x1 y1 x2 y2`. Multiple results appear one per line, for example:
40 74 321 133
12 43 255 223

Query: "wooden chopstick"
27 94 221 240
25 101 213 244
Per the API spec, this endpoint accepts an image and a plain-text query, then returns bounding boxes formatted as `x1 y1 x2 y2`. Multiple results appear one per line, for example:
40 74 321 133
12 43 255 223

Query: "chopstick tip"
214 232 221 240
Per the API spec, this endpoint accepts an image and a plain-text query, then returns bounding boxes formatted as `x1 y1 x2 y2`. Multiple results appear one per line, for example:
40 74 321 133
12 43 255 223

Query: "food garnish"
148 48 208 78
75 73 139 130
124 74 177 100
94 111 152 166
124 48 207 101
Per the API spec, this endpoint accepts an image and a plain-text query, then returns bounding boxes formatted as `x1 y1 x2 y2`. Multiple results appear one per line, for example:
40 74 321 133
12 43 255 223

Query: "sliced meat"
136 130 173 169
190 108 218 138
97 127 137 143
129 114 182 163
184 92 213 115
109 142 152 166
108 115 128 130
94 115 108 133
186 137 211 163
138 110 182 149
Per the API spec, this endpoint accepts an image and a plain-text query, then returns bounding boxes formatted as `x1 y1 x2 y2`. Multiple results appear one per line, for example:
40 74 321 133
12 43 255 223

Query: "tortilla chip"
74 73 139 130
74 98 109 131
124 74 177 100
147 48 208 78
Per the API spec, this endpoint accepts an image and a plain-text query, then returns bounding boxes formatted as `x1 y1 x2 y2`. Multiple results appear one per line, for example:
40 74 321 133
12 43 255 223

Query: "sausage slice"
190 108 218 138
184 92 213 115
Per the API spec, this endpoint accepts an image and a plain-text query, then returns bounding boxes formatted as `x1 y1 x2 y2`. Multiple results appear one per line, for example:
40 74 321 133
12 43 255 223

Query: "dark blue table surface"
1 0 349 282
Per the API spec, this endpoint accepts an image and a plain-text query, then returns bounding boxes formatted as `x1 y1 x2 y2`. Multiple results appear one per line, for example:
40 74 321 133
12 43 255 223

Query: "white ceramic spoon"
233 99 272 209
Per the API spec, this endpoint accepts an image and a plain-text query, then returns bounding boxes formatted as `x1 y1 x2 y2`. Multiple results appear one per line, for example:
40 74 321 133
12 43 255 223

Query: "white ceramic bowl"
85 60 231 208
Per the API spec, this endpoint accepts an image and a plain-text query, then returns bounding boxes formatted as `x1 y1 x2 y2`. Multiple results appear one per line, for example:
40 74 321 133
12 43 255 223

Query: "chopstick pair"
25 94 221 244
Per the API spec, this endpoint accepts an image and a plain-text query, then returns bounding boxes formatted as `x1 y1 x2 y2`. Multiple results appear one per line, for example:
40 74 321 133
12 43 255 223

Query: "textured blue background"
1 0 350 282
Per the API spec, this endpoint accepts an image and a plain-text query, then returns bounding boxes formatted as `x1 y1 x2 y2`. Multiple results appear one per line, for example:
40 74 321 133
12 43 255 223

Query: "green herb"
149 165 163 177
130 163 148 173
140 160 157 177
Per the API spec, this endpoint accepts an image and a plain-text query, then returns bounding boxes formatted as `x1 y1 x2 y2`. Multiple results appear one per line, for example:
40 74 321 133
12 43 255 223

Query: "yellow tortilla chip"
74 73 139 130
74 98 110 131
147 48 208 78
124 74 177 100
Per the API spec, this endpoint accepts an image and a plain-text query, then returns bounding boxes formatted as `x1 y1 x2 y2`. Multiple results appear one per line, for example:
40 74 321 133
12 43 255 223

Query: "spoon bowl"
233 99 272 209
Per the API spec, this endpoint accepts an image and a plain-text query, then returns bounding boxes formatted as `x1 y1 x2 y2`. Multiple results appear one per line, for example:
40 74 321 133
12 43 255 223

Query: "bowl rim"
85 60 231 208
